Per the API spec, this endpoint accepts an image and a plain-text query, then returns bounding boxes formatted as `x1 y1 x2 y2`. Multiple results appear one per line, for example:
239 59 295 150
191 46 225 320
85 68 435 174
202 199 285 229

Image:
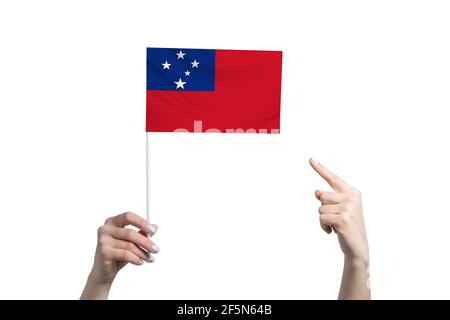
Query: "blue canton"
147 47 215 91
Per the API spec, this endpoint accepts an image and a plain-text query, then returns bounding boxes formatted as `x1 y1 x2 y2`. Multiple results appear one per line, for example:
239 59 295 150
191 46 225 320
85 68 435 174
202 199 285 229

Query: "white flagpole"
146 132 150 222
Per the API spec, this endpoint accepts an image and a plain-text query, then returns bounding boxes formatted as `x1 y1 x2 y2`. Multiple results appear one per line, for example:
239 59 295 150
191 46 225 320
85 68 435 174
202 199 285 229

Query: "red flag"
146 48 282 133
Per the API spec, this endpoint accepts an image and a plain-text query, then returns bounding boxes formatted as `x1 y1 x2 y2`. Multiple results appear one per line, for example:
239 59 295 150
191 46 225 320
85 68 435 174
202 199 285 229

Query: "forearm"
80 273 113 300
338 257 370 300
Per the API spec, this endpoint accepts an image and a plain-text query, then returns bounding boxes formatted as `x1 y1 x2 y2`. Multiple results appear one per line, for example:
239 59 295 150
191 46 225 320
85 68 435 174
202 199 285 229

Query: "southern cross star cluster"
160 50 200 89
147 47 216 92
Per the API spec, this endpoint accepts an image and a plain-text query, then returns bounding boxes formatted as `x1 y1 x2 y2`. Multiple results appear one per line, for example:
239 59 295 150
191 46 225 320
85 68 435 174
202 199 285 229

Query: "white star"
162 61 171 69
185 70 191 76
176 50 186 59
191 60 200 68
174 78 186 89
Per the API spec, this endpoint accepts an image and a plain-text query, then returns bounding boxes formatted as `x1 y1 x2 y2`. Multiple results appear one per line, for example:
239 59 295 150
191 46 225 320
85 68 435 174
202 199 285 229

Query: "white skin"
81 160 370 300
80 212 159 300
310 158 370 299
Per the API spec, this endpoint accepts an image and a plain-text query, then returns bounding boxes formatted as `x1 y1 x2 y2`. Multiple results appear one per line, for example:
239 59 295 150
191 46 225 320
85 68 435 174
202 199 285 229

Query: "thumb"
139 224 158 237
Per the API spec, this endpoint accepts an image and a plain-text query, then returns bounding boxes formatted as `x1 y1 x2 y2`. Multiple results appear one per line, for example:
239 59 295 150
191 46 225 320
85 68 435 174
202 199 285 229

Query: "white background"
0 0 449 299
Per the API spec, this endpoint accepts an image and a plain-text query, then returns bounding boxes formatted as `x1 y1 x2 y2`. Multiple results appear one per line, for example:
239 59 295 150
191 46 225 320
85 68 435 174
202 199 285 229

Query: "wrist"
88 268 116 286
344 255 370 270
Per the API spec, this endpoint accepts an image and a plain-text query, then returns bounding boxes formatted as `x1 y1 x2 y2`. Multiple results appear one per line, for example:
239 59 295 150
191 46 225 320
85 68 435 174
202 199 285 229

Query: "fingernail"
139 258 144 265
310 156 319 164
152 244 160 253
147 224 157 234
148 255 156 263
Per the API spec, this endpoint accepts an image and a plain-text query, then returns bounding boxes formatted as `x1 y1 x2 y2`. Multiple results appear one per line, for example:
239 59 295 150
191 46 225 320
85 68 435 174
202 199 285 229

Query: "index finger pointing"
106 212 156 235
309 157 350 191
